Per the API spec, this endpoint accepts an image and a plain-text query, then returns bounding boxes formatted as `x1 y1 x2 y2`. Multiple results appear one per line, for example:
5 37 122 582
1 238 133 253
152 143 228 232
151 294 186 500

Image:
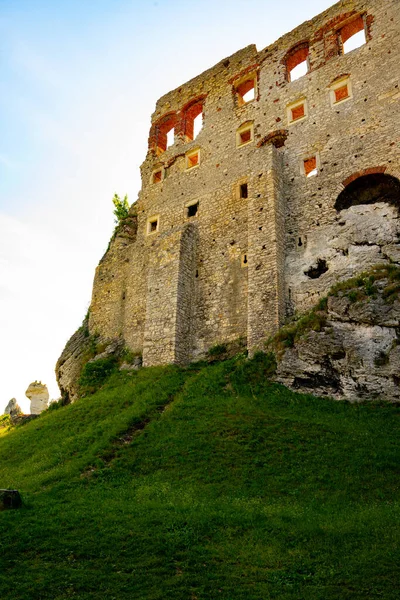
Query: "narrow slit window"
304 157 318 178
166 128 174 148
193 112 203 138
186 202 199 218
240 183 248 198
340 16 366 54
241 253 248 267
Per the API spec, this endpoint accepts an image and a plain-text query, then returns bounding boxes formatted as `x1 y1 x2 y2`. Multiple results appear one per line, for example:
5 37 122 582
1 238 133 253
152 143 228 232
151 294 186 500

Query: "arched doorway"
335 173 400 211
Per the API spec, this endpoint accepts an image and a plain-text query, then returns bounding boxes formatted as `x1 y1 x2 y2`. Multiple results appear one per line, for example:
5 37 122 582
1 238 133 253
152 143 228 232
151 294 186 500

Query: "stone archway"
335 172 400 212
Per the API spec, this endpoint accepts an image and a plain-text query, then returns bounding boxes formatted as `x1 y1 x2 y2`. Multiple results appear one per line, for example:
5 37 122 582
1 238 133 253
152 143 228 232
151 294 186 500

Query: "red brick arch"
342 166 387 188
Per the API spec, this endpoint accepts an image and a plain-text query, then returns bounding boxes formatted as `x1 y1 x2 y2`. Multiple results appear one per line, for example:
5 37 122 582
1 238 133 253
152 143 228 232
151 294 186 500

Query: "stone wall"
87 0 400 366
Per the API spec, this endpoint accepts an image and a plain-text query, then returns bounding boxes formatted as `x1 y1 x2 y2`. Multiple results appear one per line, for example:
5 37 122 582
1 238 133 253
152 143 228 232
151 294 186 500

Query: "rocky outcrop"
56 321 93 404
25 382 49 414
274 267 400 402
4 398 22 419
56 314 127 403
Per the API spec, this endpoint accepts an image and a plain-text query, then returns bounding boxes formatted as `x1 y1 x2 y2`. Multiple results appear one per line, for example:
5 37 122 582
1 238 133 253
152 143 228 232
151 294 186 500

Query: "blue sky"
0 0 334 411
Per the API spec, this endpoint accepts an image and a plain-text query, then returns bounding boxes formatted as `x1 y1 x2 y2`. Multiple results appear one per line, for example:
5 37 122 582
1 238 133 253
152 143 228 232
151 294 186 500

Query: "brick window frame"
234 73 257 106
339 15 367 54
287 98 308 125
150 112 177 155
186 148 201 170
301 153 320 178
329 76 353 106
181 98 205 141
236 122 254 147
284 41 310 82
146 215 160 235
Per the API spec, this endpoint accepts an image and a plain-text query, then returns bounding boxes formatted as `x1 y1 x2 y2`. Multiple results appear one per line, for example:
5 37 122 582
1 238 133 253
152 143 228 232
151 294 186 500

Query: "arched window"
340 16 366 54
285 42 309 82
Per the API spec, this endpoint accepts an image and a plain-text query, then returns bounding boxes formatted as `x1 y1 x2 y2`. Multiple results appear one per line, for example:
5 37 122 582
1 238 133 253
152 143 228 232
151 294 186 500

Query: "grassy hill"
0 355 399 599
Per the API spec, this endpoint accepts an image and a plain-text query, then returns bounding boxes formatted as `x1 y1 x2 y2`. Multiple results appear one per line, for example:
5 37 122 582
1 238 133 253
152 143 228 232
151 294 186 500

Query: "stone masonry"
87 0 400 367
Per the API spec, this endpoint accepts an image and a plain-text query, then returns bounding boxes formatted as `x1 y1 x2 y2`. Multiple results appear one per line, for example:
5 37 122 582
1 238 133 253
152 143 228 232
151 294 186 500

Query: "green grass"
0 356 399 599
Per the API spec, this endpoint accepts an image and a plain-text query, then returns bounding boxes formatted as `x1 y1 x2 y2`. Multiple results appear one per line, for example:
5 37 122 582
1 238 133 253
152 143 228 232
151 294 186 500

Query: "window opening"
286 44 309 82
154 114 177 154
241 253 248 267
334 83 349 103
152 169 163 184
147 216 159 235
186 150 200 169
236 78 256 106
341 16 366 54
183 100 204 141
166 128 174 148
304 157 318 178
187 202 199 217
240 129 251 144
240 183 248 198
288 100 307 123
236 123 253 147
329 77 352 106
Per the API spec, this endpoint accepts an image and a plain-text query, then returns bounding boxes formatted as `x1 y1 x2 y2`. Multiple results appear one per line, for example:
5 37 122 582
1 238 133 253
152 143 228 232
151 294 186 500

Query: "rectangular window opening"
240 183 248 199
166 128 174 148
187 202 199 218
186 150 200 169
334 84 349 103
193 112 203 138
236 78 256 106
239 129 252 145
153 170 163 184
304 157 317 178
291 103 305 121
147 217 159 235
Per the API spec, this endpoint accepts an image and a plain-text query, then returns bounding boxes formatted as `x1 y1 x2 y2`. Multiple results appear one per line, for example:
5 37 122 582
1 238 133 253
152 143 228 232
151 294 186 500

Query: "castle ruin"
86 0 399 368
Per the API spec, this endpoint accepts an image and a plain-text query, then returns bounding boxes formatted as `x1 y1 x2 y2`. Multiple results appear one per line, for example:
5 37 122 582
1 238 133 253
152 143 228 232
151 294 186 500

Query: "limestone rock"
25 382 49 414
4 398 22 418
275 282 400 403
56 315 125 403
119 356 142 371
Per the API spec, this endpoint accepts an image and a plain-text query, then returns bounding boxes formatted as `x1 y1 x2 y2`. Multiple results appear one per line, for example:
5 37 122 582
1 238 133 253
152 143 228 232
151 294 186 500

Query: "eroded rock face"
56 325 92 404
25 382 49 414
56 317 125 403
4 398 22 418
287 203 400 314
276 281 400 403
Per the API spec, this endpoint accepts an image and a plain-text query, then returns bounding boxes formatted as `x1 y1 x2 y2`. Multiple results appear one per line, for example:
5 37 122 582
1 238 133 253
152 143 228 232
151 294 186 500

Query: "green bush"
79 356 119 395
